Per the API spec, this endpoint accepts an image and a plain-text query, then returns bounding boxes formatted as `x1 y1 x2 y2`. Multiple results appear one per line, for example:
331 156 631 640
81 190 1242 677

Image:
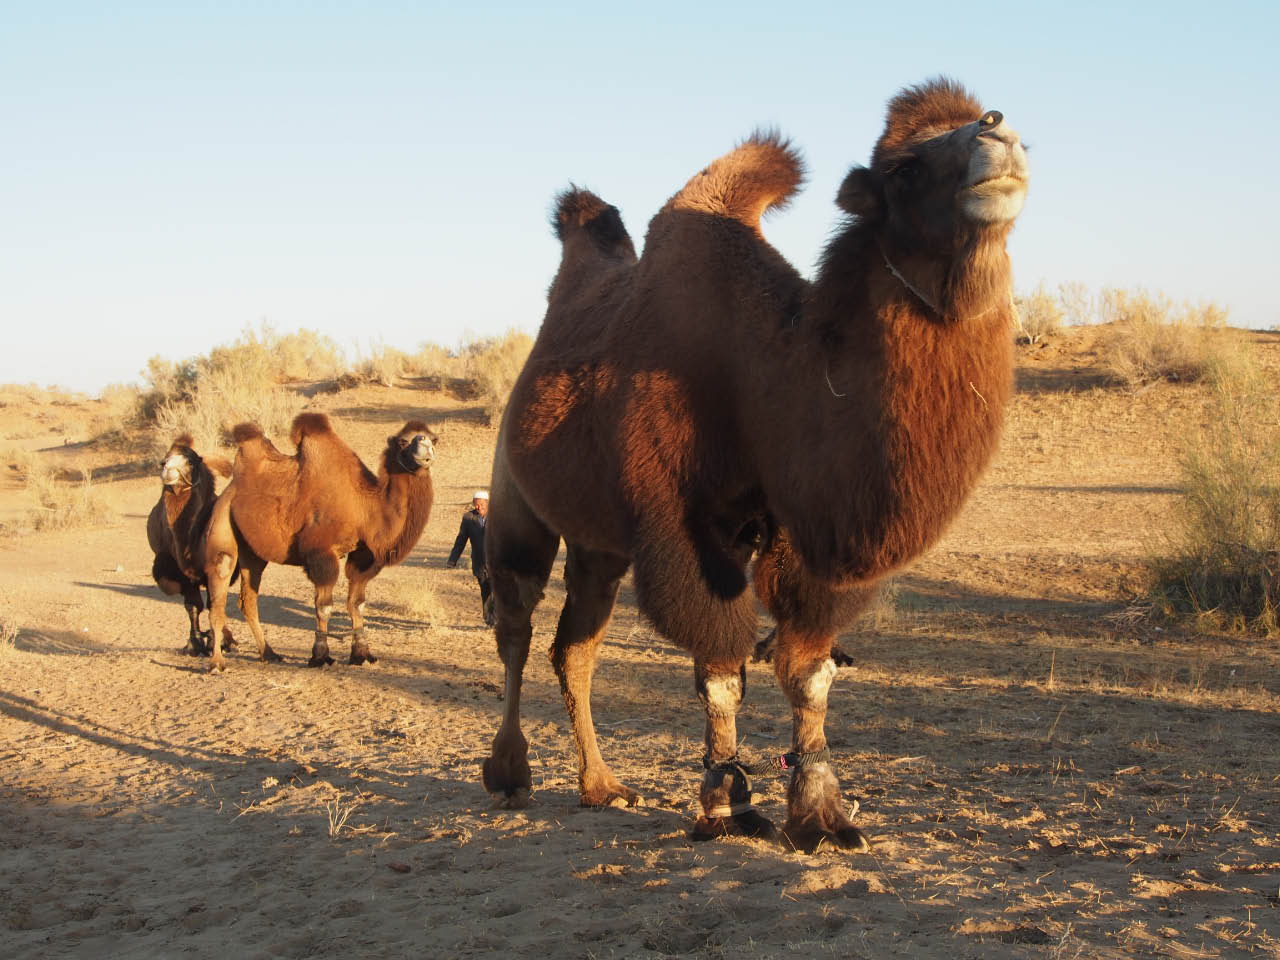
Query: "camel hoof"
208 656 228 673
307 654 335 668
751 628 777 663
349 645 378 666
482 754 531 804
691 809 778 843
489 786 532 810
781 822 871 854
184 639 206 657
580 783 642 809
831 644 854 668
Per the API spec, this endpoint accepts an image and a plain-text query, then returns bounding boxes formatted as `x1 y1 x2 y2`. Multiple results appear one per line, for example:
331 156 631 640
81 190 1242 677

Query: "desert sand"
2 329 1278 958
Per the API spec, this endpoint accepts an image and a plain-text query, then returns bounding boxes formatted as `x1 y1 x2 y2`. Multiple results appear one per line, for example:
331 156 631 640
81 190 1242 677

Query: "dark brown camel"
482 78 1028 852
202 413 436 672
146 435 236 656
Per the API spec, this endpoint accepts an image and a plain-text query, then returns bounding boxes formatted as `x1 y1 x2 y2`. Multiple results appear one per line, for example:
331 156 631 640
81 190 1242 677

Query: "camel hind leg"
304 550 341 667
551 543 635 807
153 553 204 656
236 552 283 665
482 475 559 809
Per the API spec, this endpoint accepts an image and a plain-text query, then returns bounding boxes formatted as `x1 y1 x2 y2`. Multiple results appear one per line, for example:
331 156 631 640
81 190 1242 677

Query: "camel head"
386 420 437 474
159 435 199 491
835 77 1028 261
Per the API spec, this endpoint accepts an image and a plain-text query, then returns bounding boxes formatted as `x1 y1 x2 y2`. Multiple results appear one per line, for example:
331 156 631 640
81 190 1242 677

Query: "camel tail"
550 187 636 261
231 422 264 445
669 130 806 228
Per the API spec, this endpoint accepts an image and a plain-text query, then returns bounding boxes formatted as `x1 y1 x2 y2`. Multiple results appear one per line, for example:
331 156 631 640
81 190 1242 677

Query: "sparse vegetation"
1150 366 1280 636
378 571 443 625
462 330 533 425
1098 288 1236 386
24 463 115 532
1013 283 1063 345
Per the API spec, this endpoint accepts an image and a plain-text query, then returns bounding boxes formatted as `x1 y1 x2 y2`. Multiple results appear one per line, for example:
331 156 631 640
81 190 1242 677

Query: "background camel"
202 413 436 672
146 435 235 656
482 77 1028 852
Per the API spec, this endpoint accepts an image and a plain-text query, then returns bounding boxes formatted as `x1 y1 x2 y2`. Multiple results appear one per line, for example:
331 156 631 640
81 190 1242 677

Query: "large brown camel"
202 413 437 672
482 78 1028 852
146 435 236 656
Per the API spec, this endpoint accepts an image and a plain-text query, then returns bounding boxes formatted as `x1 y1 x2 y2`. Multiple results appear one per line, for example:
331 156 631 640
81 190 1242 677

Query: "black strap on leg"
702 749 832 777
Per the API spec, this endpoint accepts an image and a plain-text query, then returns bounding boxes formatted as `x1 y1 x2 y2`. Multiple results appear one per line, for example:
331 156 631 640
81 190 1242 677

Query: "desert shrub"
271 328 346 382
1098 288 1234 386
352 341 406 386
25 464 115 532
464 330 534 425
403 342 468 382
378 573 442 625
1014 284 1064 344
1150 369 1280 635
1056 280 1096 326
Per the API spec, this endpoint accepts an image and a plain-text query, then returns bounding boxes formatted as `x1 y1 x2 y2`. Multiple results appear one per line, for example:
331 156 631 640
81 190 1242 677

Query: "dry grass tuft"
351 342 406 387
1150 363 1280 636
1014 284 1064 345
23 464 116 532
1098 288 1236 386
463 330 534 426
378 573 442 626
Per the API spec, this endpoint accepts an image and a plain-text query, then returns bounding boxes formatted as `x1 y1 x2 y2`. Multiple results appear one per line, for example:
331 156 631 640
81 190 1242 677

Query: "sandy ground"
2 330 1279 958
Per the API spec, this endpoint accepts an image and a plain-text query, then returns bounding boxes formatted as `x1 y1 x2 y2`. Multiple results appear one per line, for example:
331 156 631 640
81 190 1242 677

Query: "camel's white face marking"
161 452 193 488
403 433 435 470
959 111 1028 223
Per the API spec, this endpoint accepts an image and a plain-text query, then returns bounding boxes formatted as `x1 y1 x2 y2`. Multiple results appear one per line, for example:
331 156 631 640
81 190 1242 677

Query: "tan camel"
481 78 1028 852
202 413 436 672
146 435 236 656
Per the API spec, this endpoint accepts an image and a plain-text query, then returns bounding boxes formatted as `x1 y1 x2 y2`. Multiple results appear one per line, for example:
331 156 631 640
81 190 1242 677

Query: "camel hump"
232 422 264 444
290 412 334 446
551 188 635 260
172 433 195 449
668 131 806 228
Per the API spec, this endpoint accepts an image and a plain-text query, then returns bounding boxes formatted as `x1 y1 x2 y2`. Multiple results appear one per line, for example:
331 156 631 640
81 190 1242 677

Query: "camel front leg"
692 661 777 842
181 582 207 656
305 552 341 667
773 628 868 852
344 559 377 665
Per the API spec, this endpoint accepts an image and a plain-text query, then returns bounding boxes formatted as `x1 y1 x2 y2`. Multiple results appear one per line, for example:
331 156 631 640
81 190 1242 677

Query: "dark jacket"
448 509 486 574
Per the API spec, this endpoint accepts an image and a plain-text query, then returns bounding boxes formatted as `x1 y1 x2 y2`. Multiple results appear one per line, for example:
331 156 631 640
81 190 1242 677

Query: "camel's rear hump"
667 131 806 230
551 188 636 262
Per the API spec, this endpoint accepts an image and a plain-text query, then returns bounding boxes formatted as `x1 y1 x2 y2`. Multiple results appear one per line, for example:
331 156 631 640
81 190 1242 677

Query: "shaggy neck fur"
773 218 1014 582
368 455 433 567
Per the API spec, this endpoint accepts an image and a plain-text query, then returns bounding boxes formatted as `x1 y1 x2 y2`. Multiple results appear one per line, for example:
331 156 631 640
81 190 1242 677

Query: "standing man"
448 490 492 625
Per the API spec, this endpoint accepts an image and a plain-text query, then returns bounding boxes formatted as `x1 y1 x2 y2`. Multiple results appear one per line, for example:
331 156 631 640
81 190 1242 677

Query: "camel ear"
836 166 881 218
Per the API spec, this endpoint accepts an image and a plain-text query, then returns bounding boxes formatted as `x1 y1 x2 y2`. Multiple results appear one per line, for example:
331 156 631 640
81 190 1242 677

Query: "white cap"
473 490 489 500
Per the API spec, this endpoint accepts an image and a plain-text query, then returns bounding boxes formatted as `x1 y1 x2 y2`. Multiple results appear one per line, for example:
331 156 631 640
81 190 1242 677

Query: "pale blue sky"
3 1 1276 392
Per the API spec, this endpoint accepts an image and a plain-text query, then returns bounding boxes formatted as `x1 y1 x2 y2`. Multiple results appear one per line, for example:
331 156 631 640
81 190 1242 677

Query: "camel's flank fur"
482 77 1029 853
202 412 437 671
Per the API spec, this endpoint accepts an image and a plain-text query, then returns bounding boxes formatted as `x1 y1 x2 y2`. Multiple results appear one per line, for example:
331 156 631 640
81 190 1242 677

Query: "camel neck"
765 226 1014 582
